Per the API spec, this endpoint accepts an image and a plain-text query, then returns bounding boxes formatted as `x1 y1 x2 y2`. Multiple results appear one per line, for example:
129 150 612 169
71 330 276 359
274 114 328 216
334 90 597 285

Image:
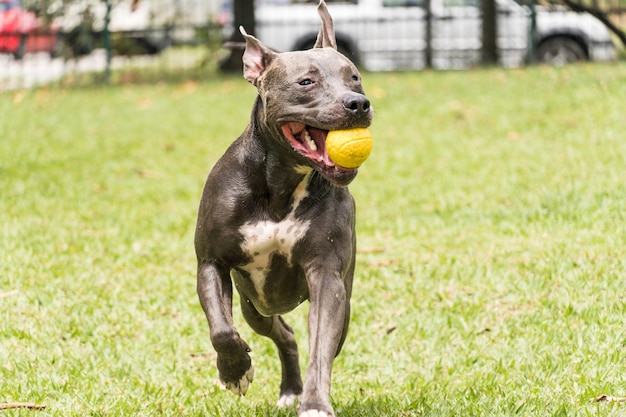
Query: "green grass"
1 63 626 416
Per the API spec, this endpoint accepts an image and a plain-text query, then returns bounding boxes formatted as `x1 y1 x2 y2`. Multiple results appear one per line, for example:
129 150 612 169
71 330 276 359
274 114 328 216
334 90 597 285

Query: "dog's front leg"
300 269 348 417
197 261 254 395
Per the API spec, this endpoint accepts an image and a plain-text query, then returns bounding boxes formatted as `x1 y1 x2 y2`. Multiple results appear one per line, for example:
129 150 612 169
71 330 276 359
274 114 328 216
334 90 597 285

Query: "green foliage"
1 63 626 416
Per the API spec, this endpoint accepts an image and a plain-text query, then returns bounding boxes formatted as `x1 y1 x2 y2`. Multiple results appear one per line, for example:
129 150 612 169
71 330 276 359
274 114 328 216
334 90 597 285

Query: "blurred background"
1 0 624 90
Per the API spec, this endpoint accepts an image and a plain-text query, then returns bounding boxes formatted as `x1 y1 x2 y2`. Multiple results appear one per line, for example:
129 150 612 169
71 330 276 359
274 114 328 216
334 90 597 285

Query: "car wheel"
537 37 587 66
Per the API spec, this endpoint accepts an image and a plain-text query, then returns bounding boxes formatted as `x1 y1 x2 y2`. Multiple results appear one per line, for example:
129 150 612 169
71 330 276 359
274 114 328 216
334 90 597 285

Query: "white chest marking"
238 170 312 299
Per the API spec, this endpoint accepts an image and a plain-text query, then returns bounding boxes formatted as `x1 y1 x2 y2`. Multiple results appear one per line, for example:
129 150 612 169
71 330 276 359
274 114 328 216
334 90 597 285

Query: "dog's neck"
242 97 333 221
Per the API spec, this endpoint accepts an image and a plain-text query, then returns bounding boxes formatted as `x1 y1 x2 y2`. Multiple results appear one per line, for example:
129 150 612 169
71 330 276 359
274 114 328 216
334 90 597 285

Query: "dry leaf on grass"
134 169 162 179
593 395 626 403
0 290 19 298
368 259 397 268
357 247 385 254
0 403 46 410
385 325 397 335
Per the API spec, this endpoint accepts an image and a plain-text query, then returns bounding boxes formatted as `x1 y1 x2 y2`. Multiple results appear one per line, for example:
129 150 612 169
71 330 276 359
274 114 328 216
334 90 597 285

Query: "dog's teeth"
303 131 317 151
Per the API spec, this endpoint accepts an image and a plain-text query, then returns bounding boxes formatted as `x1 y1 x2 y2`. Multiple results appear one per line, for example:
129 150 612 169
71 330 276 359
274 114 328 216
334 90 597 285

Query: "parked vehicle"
221 0 616 70
0 0 59 59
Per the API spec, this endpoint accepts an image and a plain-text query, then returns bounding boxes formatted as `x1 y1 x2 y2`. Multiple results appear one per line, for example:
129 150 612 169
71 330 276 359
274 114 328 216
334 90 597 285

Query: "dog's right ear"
240 26 277 85
314 0 337 50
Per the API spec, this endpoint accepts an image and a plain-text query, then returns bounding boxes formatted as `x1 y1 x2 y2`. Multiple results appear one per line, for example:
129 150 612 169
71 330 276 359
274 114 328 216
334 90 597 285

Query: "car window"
443 0 479 7
383 0 424 7
275 0 357 3
0 0 18 12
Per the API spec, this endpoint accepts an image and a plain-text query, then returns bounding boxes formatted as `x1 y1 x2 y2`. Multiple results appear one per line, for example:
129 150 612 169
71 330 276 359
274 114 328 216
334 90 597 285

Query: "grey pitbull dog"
194 2 372 416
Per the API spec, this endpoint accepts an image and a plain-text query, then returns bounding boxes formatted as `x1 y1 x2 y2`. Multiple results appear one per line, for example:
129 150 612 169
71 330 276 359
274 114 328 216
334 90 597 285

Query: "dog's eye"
352 75 360 82
298 79 314 86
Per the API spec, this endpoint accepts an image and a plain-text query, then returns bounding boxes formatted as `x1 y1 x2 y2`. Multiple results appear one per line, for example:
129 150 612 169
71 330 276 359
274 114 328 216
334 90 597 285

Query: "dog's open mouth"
281 122 334 166
281 122 357 185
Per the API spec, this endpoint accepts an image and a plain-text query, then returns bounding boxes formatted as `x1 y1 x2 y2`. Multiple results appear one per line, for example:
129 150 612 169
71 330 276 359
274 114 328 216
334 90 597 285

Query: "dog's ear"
314 0 337 50
240 26 277 85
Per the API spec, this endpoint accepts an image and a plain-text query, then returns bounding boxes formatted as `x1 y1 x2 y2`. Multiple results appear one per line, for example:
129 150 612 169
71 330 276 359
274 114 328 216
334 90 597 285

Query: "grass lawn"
1 62 626 416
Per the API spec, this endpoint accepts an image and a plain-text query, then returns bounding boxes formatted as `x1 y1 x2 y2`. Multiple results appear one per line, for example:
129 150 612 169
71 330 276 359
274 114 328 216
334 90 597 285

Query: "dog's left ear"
314 0 337 50
240 26 277 85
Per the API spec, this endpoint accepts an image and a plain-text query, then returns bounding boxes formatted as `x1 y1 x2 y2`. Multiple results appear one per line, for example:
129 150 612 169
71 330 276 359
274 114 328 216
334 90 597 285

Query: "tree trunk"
481 0 498 65
424 0 432 68
561 0 626 48
219 0 256 72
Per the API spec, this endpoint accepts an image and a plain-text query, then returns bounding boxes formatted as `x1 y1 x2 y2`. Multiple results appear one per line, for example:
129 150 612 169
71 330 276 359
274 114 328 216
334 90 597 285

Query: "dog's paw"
277 393 299 408
299 410 331 417
223 365 254 396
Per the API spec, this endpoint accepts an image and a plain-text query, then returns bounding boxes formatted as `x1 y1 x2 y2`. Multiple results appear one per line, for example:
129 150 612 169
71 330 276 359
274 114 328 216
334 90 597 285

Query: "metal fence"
0 27 223 90
1 0 224 90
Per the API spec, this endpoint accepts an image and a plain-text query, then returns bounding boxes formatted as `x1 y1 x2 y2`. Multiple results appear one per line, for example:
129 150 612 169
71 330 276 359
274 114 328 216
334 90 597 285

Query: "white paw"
224 365 254 396
277 393 299 407
299 410 330 417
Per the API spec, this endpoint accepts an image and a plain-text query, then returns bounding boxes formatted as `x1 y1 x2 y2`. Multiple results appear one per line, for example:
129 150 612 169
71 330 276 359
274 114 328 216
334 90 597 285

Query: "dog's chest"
237 173 311 296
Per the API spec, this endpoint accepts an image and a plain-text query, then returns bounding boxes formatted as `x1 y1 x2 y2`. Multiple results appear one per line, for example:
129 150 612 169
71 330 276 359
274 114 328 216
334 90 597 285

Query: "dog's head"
240 0 373 187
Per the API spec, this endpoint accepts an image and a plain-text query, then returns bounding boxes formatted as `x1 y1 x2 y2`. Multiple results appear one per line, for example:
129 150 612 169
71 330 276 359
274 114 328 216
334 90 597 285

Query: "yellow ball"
326 128 373 169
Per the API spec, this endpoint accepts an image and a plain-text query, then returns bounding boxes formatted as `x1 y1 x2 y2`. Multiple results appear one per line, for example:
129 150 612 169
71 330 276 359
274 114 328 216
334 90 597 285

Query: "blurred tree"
219 0 255 72
425 0 432 68
481 0 498 64
65 5 95 56
560 0 626 47
22 0 60 24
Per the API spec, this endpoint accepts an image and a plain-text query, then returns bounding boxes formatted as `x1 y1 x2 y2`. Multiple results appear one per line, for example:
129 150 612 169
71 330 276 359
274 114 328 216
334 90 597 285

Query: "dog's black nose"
343 93 371 115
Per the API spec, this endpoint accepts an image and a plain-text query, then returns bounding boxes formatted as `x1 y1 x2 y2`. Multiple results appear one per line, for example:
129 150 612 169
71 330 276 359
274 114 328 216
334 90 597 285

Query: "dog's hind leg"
197 261 254 396
238 290 303 407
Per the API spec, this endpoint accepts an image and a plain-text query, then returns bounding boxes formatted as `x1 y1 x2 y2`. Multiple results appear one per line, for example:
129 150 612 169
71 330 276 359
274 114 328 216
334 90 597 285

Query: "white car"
224 0 616 70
